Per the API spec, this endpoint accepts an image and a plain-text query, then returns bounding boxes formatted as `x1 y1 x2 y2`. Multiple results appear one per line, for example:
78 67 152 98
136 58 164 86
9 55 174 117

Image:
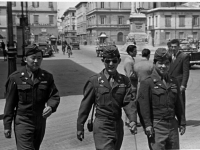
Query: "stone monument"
121 2 148 52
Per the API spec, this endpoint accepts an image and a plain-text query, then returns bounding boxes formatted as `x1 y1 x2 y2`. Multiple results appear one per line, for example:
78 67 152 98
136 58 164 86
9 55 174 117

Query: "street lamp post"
21 2 26 66
7 2 17 77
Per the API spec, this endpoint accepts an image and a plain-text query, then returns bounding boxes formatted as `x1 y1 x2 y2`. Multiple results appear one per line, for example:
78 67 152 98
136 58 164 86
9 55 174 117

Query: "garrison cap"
154 48 170 61
102 45 120 58
25 45 42 56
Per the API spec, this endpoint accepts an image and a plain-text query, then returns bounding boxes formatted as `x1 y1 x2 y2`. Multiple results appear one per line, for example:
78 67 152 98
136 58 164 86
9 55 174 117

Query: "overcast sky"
57 2 78 18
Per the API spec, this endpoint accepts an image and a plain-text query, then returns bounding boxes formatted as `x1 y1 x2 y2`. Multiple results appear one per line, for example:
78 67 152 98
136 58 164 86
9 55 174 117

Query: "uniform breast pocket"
37 84 48 102
17 85 32 103
152 89 165 106
113 87 126 105
97 88 110 106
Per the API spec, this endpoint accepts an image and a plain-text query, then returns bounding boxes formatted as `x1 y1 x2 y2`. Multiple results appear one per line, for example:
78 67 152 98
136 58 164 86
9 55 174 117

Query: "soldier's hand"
77 130 84 141
4 129 11 138
180 85 186 93
145 126 154 138
129 121 137 134
42 106 52 118
179 125 186 135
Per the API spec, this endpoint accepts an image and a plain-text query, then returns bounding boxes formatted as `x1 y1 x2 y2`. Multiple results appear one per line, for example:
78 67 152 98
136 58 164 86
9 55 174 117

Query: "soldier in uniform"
137 48 186 150
77 45 137 150
3 45 60 150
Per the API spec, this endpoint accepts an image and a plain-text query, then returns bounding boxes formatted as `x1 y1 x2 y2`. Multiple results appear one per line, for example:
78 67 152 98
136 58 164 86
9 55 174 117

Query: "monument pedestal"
121 13 149 52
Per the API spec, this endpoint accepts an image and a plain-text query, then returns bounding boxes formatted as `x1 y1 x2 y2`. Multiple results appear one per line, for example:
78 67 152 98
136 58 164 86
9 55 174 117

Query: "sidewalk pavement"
0 95 199 150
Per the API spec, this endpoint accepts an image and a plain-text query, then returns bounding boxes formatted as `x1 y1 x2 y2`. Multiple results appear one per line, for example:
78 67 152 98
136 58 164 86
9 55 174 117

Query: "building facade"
11 2 58 43
62 7 77 44
146 6 200 46
75 2 87 45
0 2 7 42
86 2 131 45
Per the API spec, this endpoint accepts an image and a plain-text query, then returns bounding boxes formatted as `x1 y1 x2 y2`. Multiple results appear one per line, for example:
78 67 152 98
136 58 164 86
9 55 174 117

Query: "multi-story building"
0 2 7 42
146 5 200 46
86 2 131 45
62 7 77 44
11 2 58 43
75 2 87 44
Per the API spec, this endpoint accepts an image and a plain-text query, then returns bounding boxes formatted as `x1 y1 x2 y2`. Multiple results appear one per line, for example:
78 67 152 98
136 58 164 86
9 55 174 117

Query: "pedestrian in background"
137 48 186 150
3 45 60 150
123 44 138 127
134 48 154 89
168 39 190 109
77 45 137 150
1 40 6 61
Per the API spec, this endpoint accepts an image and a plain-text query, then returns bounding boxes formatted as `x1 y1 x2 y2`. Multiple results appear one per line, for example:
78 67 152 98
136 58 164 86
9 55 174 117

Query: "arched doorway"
117 32 123 42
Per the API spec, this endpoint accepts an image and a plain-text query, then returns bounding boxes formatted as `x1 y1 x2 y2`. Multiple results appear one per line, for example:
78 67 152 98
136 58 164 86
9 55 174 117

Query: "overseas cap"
102 45 120 58
154 48 170 61
25 45 42 56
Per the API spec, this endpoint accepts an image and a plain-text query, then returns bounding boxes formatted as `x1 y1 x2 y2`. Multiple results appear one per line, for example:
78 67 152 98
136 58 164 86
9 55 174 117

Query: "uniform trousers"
14 115 46 150
93 117 124 150
147 118 179 150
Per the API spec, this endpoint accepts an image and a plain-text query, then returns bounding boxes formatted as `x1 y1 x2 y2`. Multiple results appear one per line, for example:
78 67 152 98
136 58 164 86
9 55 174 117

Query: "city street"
0 45 200 149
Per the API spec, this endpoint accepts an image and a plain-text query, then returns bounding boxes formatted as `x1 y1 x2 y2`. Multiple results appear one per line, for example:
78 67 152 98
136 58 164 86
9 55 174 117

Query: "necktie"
172 54 176 63
108 76 114 87
30 73 34 81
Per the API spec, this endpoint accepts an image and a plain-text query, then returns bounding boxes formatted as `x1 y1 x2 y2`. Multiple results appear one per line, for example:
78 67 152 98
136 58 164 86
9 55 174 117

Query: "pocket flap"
98 88 109 94
38 84 47 90
17 85 31 90
152 89 165 95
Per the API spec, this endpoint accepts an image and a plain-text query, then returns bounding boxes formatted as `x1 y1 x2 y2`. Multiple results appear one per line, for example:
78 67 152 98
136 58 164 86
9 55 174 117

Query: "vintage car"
179 39 200 68
37 42 53 57
71 42 80 50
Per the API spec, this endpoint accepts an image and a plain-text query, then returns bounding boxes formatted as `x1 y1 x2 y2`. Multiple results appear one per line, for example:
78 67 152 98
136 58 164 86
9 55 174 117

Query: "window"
117 32 123 42
72 12 75 16
119 2 122 9
12 2 16 7
100 2 104 8
149 17 151 26
193 32 198 39
193 16 199 26
35 35 38 42
179 15 185 27
165 32 170 40
100 16 106 24
72 25 75 30
155 16 158 27
32 2 39 8
165 15 171 27
179 32 184 39
34 15 39 24
118 16 123 25
49 15 54 24
49 2 53 8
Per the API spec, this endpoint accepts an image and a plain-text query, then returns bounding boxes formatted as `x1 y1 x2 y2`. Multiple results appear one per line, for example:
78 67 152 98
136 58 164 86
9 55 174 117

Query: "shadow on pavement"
186 120 200 127
41 59 96 97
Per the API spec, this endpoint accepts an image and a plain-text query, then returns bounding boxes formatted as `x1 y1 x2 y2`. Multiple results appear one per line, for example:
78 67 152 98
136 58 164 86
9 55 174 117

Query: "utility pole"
7 2 17 77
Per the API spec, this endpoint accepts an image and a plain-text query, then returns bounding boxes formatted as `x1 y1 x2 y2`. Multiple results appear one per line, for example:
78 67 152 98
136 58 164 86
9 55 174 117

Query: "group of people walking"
77 38 189 150
3 38 189 150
